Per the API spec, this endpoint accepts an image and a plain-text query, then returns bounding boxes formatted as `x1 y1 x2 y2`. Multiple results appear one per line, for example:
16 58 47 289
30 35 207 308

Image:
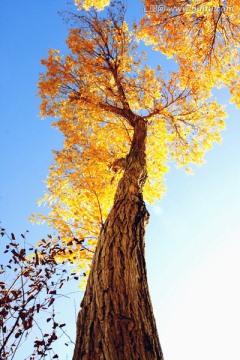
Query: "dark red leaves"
48 298 55 307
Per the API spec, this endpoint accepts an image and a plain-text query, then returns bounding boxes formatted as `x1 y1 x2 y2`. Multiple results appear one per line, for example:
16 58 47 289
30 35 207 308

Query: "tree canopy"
140 0 240 105
35 0 239 284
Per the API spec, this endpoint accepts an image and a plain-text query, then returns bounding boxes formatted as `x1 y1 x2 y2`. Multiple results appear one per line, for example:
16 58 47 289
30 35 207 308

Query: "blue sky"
1 1 240 359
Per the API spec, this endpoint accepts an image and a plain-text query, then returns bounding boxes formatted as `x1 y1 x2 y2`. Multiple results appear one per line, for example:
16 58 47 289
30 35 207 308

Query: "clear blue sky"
1 1 240 359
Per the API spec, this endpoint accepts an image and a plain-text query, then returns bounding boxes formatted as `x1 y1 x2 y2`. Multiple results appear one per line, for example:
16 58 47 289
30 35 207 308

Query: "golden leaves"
140 0 240 104
36 5 232 281
74 0 110 10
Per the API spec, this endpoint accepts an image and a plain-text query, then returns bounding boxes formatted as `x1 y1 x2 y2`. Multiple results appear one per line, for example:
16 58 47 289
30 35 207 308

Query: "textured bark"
73 118 164 360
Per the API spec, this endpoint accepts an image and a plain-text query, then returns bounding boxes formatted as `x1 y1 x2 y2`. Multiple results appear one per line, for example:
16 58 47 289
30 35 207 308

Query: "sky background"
1 1 240 359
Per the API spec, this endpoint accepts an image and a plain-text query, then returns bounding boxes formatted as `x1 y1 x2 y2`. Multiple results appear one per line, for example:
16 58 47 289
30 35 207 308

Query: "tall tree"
36 1 238 358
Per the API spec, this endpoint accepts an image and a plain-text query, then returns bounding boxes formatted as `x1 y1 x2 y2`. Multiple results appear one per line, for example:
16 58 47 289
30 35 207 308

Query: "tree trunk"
73 118 164 360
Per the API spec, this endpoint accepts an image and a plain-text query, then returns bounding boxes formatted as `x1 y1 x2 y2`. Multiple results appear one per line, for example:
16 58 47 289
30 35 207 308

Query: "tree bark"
73 118 164 360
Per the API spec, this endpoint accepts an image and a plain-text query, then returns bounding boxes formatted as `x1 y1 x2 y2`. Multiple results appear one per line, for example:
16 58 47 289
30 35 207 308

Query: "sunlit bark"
73 118 164 359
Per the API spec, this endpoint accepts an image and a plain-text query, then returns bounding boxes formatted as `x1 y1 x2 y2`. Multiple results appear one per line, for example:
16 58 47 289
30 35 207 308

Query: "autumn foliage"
140 0 240 105
74 0 110 10
2 1 240 359
5 0 237 359
33 1 238 283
